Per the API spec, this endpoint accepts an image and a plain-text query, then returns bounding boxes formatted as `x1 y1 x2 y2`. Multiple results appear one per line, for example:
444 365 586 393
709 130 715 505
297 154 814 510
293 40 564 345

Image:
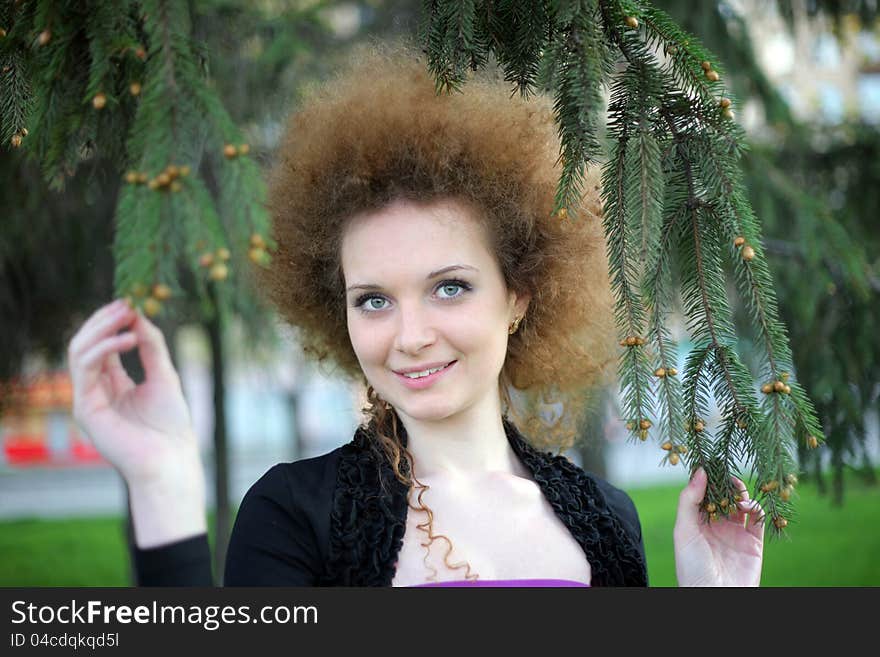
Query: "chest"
390 473 592 586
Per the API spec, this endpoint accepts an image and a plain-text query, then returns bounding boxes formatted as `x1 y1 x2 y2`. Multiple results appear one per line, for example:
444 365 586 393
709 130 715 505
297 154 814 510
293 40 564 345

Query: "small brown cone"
92 93 107 110
742 245 755 261
223 144 238 159
129 82 142 96
668 452 679 465
152 284 172 301
142 297 161 317
209 263 228 281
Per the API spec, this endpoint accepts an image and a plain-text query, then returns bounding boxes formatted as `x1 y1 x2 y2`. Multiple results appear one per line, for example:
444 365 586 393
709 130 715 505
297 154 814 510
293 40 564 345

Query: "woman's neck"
394 391 526 480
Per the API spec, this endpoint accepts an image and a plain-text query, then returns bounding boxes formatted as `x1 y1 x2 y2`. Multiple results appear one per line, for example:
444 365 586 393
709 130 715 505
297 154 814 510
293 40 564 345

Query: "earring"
508 316 523 335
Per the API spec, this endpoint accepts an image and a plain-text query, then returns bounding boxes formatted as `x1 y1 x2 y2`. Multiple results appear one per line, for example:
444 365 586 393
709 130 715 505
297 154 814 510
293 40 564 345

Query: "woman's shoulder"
537 450 642 540
247 443 349 504
581 468 642 536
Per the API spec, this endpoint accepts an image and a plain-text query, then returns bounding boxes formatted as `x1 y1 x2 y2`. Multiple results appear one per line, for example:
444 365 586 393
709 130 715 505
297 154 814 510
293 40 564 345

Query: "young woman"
67 45 764 587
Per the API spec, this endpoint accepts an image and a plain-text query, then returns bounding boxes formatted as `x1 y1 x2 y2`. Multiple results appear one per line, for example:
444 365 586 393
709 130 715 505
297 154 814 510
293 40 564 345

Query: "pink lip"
393 361 456 390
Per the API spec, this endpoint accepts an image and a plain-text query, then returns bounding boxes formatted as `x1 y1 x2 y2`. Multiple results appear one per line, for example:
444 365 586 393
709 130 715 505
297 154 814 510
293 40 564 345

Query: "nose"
392 301 437 355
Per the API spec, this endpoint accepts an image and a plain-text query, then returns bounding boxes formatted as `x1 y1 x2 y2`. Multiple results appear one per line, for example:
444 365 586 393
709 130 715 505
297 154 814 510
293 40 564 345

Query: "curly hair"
255 40 616 582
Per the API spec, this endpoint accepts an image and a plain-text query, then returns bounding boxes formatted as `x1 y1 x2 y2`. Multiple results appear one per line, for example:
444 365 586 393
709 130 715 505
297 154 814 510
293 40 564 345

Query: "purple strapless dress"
412 578 590 587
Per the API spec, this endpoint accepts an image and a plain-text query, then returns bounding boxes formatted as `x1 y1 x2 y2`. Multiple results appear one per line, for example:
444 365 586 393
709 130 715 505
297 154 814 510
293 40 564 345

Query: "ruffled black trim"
502 418 647 586
319 425 408 586
321 417 647 586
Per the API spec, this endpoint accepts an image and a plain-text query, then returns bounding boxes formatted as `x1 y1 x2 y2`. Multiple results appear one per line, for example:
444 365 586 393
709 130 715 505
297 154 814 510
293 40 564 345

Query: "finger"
734 498 765 535
674 467 707 535
129 310 176 381
69 301 135 367
74 332 139 401
680 467 707 505
730 475 750 502
69 307 136 393
102 348 136 397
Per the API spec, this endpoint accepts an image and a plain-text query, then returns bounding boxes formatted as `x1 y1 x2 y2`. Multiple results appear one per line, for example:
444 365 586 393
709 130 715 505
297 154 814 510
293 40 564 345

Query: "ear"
508 288 532 321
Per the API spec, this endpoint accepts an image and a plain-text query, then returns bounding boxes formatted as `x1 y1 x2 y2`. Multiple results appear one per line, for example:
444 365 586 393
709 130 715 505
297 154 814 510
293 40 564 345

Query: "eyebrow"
346 264 479 292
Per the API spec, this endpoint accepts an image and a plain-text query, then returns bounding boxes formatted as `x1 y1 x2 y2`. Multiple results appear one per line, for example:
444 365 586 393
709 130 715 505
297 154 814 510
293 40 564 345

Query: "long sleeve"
594 479 649 586
222 463 324 586
133 533 214 586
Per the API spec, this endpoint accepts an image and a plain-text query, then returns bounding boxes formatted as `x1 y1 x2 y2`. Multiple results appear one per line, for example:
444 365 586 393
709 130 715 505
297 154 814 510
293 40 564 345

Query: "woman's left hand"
673 467 765 587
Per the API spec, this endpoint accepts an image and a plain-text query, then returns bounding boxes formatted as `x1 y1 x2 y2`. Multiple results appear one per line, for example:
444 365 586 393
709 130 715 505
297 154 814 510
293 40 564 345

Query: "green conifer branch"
644 199 686 457
602 79 654 440
702 152 826 450
421 0 828 532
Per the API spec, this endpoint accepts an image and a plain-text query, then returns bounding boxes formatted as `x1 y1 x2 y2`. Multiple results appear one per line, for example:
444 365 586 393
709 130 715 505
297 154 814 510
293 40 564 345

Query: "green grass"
1 470 878 586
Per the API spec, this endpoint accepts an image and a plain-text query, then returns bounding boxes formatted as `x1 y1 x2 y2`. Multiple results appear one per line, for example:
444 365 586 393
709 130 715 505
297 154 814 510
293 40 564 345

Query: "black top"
134 418 648 586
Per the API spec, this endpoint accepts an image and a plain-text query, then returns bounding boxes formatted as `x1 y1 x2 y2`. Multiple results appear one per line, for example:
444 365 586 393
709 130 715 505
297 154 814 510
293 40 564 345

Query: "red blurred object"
4 435 50 464
1 370 107 468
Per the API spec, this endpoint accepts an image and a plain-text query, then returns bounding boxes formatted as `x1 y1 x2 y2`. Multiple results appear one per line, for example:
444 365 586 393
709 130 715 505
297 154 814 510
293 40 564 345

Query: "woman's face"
341 197 529 424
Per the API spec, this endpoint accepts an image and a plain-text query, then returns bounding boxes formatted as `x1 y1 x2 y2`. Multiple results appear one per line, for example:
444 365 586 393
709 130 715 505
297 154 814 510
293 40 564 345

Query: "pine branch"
422 0 827 533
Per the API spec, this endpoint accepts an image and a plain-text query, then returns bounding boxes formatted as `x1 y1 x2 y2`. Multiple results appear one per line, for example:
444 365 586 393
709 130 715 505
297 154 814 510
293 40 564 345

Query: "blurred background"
1 0 878 586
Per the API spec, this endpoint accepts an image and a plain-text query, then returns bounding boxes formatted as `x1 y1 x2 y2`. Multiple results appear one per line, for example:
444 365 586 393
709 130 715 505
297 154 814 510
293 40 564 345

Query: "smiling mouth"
398 361 456 379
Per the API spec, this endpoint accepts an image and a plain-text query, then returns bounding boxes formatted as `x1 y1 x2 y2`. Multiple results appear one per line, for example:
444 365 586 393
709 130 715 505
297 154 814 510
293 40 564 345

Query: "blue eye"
353 279 472 314
437 281 468 299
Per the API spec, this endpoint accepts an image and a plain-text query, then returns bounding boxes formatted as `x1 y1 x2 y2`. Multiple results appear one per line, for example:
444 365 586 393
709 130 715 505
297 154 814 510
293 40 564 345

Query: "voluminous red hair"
256 40 616 453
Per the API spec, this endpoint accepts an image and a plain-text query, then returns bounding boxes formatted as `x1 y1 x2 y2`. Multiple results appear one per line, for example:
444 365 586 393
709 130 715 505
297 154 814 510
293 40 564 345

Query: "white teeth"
403 364 447 379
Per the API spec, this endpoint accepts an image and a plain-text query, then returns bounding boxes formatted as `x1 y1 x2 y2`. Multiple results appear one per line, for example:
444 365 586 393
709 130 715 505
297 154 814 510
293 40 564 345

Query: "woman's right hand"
68 299 207 547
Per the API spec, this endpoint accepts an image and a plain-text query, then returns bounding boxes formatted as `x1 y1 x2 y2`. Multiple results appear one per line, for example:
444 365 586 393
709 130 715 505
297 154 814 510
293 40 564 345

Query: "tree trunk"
857 421 877 486
287 388 304 463
812 451 826 496
123 484 138 584
831 440 844 507
206 288 230 585
574 388 611 479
